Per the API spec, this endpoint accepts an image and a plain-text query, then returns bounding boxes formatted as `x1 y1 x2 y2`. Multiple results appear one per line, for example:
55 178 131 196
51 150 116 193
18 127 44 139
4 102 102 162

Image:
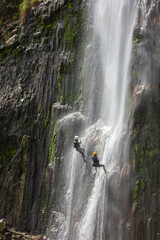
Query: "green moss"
52 21 58 30
56 65 65 102
20 0 42 21
141 179 145 190
15 51 20 59
19 0 30 16
135 143 139 153
63 4 81 49
132 136 160 215
126 88 132 120
132 158 136 169
49 123 57 163
5 48 12 56
134 38 141 52
34 38 39 44
22 135 29 153
0 54 3 60
37 20 45 31
50 108 54 128
136 38 140 42
132 69 136 77
63 24 75 48
44 112 50 130
12 49 15 56
134 183 139 199
31 0 41 4
13 12 19 20
59 95 63 103
45 24 52 31
0 143 17 167
140 157 144 164
153 207 156 214
30 122 35 138
48 107 57 162
67 2 73 9
19 38 23 44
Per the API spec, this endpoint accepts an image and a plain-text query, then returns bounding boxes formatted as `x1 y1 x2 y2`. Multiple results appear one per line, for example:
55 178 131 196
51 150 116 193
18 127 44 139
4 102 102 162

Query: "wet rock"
49 211 65 238
52 102 72 119
0 45 5 50
5 34 18 47
128 1 160 239
33 31 42 38
58 111 85 130
0 219 7 233
133 82 152 110
19 33 27 41
0 0 88 233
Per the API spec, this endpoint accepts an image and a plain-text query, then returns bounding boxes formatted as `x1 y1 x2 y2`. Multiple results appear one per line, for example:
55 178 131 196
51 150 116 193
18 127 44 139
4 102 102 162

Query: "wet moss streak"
49 109 57 163
132 135 160 212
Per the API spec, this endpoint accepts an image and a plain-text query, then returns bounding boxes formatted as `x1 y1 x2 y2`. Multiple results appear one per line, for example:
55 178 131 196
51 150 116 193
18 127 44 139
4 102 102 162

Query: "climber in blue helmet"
73 136 86 162
92 152 106 173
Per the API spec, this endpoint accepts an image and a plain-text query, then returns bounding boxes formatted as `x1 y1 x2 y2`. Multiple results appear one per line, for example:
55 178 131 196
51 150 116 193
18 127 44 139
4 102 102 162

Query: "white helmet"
74 136 79 140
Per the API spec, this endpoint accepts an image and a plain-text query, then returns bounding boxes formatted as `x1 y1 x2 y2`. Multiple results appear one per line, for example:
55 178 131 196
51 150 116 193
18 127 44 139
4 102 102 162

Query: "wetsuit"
92 155 106 173
73 140 86 162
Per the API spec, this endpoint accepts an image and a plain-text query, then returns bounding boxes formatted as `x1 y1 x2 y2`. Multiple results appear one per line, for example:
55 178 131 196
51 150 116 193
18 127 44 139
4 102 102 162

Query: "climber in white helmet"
73 136 86 162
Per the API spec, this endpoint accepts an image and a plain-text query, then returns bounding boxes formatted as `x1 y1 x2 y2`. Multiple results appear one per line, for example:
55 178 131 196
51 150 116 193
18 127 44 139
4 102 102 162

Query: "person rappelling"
92 152 106 173
73 136 86 162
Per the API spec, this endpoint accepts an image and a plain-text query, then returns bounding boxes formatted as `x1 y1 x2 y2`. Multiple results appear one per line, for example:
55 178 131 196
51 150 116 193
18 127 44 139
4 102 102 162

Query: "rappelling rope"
66 1 101 239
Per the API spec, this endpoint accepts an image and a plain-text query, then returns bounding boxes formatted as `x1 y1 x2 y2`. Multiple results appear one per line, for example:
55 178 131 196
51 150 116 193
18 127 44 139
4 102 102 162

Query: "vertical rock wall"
127 1 160 239
0 0 88 233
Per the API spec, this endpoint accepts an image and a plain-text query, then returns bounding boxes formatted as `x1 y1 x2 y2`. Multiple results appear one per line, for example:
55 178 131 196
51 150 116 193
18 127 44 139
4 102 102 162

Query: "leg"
92 164 97 172
98 164 106 174
103 165 106 174
78 148 86 162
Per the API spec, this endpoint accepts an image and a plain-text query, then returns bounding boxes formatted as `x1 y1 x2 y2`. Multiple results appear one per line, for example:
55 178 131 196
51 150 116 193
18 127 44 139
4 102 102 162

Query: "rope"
66 1 101 239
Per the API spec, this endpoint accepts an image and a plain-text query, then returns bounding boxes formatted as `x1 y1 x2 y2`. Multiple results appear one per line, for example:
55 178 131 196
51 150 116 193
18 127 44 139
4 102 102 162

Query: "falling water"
49 0 138 239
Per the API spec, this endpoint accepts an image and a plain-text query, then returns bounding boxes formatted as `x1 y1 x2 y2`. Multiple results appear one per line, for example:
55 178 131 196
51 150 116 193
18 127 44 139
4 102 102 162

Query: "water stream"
49 0 138 239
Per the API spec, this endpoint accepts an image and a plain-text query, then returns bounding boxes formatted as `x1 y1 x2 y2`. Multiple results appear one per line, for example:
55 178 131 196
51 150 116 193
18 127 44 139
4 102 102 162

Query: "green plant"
13 12 19 20
19 0 42 21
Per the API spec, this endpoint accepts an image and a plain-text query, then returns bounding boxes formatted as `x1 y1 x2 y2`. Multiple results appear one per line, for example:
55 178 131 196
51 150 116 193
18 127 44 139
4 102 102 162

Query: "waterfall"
48 0 138 239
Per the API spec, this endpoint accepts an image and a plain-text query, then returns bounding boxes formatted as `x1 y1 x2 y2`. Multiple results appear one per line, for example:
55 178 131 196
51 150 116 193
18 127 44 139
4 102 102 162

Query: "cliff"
127 1 160 239
0 0 87 233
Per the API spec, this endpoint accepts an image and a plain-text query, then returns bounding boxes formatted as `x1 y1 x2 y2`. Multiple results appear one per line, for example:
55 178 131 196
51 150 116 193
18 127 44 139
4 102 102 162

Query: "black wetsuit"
92 156 106 173
73 140 86 162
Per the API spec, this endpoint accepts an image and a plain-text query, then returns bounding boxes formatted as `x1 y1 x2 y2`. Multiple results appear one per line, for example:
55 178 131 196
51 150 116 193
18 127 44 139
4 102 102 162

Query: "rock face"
126 1 160 239
0 0 88 233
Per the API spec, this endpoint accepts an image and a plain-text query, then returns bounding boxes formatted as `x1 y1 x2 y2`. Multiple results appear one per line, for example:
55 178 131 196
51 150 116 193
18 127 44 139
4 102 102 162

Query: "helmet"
74 136 79 140
93 152 97 156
